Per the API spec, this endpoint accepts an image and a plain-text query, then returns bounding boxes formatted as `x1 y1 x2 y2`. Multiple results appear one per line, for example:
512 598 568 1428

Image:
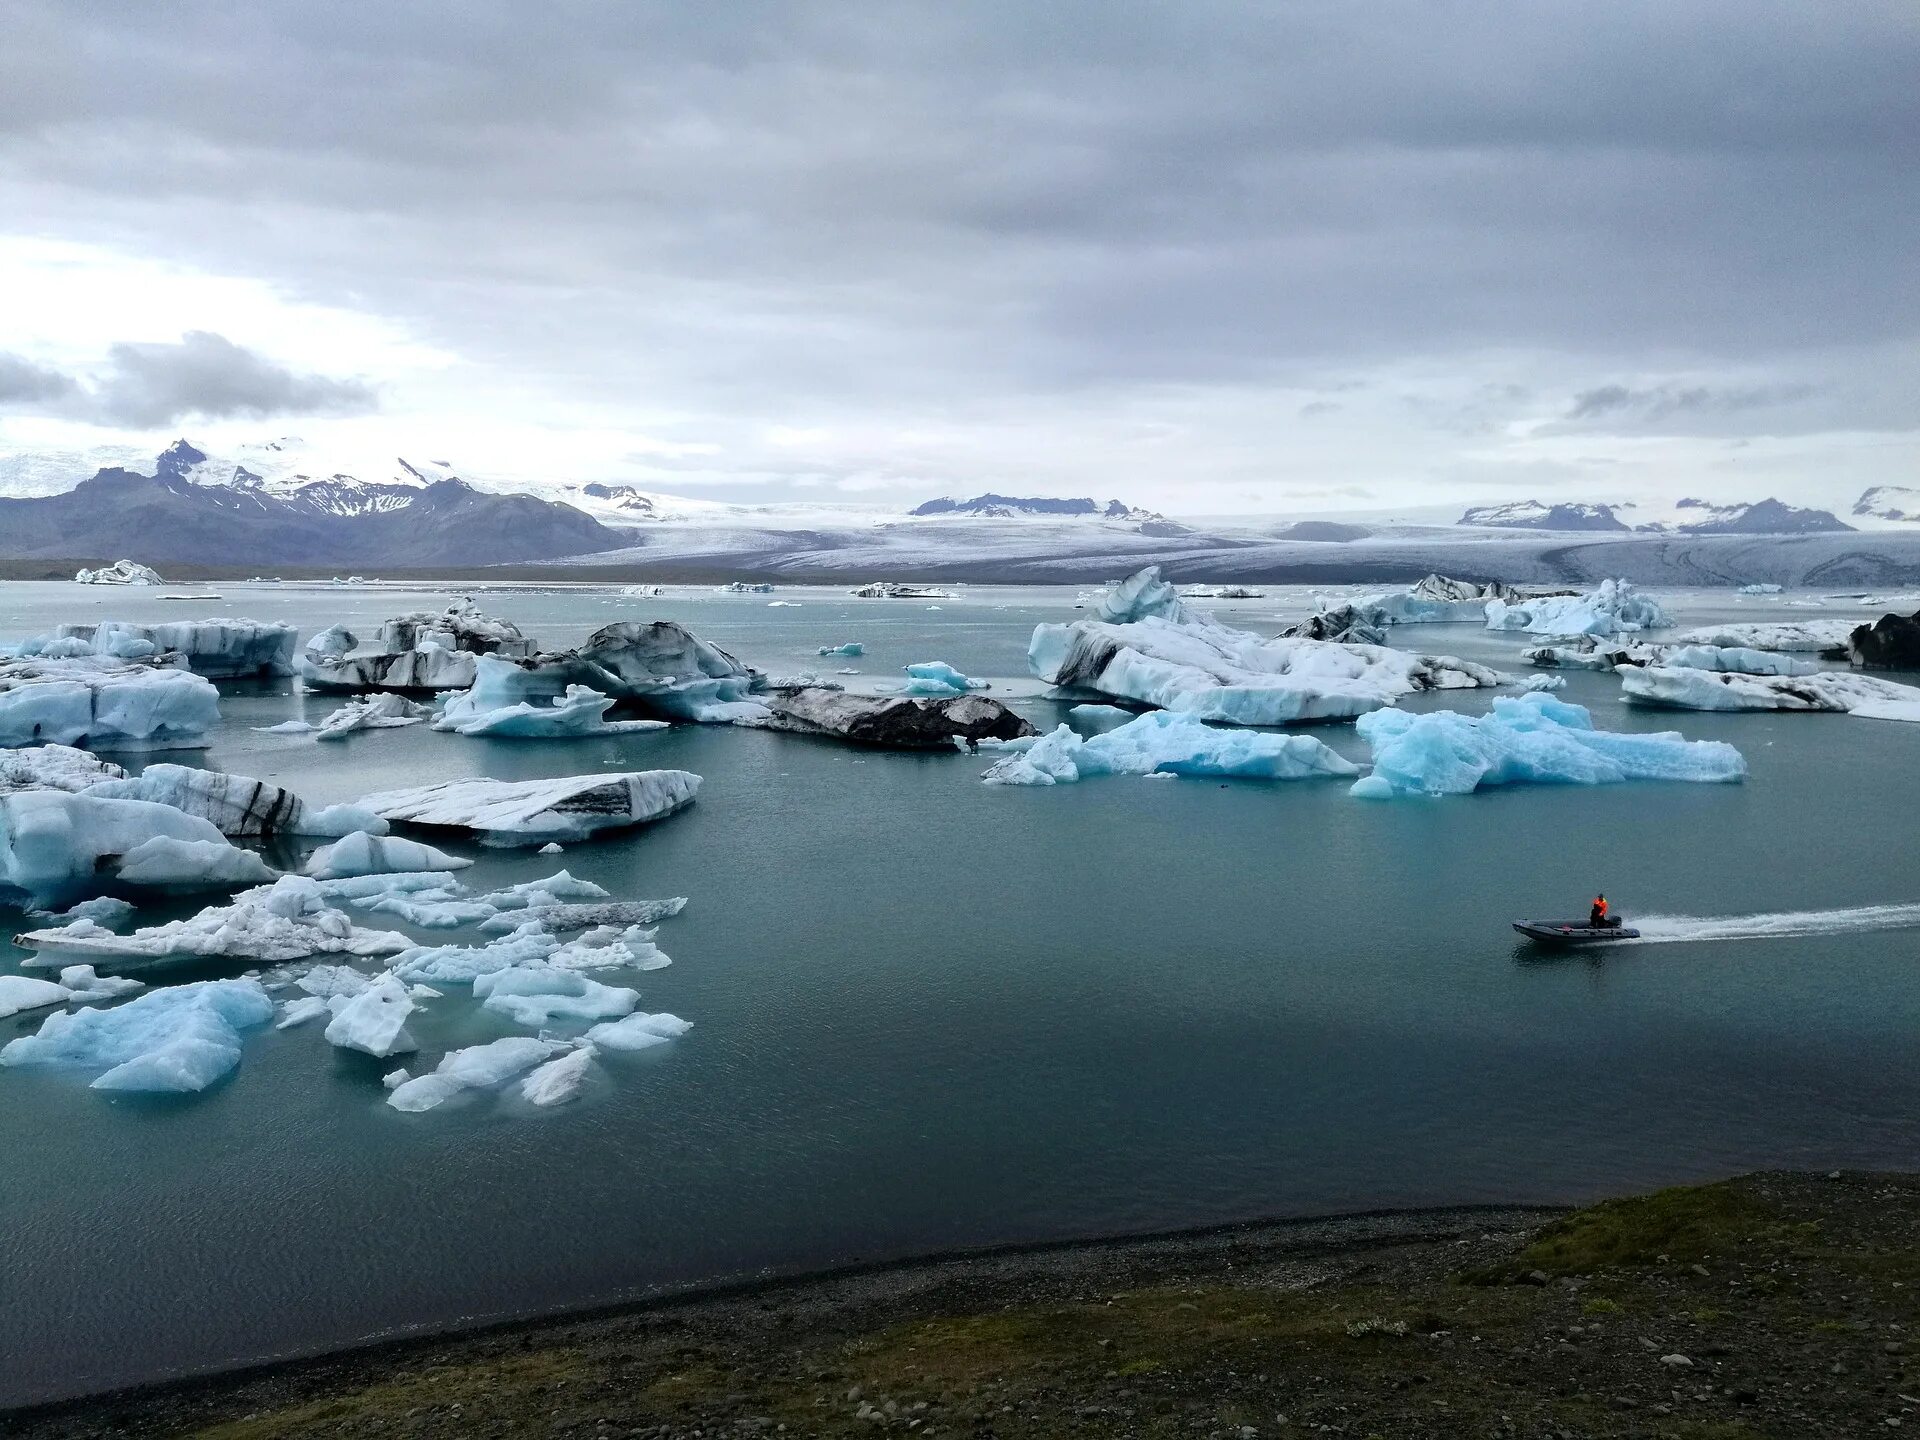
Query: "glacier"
1621 666 1920 720
0 654 221 750
358 770 701 846
1350 693 1747 798
0 977 273 1093
1029 566 1497 727
981 711 1359 786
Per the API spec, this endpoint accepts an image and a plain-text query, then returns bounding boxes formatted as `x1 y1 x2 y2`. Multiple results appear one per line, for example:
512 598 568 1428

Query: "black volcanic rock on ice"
0 446 626 567
754 687 1037 749
1849 610 1920 670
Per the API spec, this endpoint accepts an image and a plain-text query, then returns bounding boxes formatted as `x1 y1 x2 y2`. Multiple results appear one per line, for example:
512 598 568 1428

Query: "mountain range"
909 493 1162 521
1459 496 1856 535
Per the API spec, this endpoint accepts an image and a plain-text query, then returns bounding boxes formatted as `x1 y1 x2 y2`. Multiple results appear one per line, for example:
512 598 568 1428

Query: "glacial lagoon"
4 579 1920 1405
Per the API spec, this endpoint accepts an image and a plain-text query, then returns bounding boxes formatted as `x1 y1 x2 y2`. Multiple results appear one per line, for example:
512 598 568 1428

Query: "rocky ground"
11 1171 1920 1439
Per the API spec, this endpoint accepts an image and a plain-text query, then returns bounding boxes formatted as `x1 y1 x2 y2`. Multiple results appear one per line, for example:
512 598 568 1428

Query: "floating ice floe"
113 836 277 889
717 581 774 594
473 965 639 1026
46 620 298 678
74 561 163 586
323 975 419 1057
748 686 1035 748
521 1044 596 1105
386 1036 563 1112
1620 666 1920 721
433 657 670 739
13 875 411 968
0 791 266 907
1522 674 1566 692
587 1011 692 1051
981 710 1359 786
0 965 143 1020
1738 583 1785 595
515 621 765 723
899 661 987 697
0 977 273 1092
82 763 383 837
358 770 701 846
850 582 952 599
1649 645 1816 677
304 830 471 879
389 908 673 983
1484 579 1673 638
1029 566 1497 727
314 693 430 741
0 744 123 796
0 654 221 750
816 642 865 658
254 719 315 734
30 895 137 928
1673 621 1853 654
1333 574 1525 626
1349 693 1747 798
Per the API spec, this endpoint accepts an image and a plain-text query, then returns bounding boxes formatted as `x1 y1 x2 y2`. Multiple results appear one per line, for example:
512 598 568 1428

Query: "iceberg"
82 763 384 837
276 996 329 1029
74 560 164 586
749 687 1036 748
0 654 220 750
0 744 123 796
323 975 418 1058
586 1011 692 1051
1522 674 1566 692
1738 583 1785 595
389 922 561 985
1673 621 1852 654
1314 574 1526 629
298 602 531 693
816 642 864 658
304 830 471 880
386 1036 562 1113
112 836 277 889
1030 566 1497 727
0 977 273 1092
982 711 1359 786
359 769 701 846
434 658 670 739
521 1044 595 1106
314 693 430 741
850 582 952 599
1620 666 1920 719
472 965 639 1026
900 661 986 697
12 876 411 968
50 620 298 678
57 964 144 1002
1485 579 1673 638
0 791 257 907
1351 693 1747 798
0 974 75 1020
32 895 137 928
1651 645 1816 677
524 621 765 723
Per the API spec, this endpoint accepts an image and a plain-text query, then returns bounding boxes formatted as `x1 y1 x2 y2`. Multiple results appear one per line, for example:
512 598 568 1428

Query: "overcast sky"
1 1 1915 514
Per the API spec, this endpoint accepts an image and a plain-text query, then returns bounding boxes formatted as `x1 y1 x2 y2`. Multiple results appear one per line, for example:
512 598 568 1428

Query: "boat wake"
1625 903 1920 946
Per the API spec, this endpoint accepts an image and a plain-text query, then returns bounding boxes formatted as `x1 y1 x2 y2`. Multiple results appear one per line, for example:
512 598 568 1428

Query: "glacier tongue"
1029 566 1498 727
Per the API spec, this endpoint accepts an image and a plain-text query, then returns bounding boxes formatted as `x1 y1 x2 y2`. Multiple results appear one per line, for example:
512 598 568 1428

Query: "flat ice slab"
1621 666 1920 718
1674 621 1854 654
358 770 701 846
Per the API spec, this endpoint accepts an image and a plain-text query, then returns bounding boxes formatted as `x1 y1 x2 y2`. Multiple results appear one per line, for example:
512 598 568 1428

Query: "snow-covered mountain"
1460 496 1851 535
911 492 1163 521
1855 486 1920 524
1458 500 1631 532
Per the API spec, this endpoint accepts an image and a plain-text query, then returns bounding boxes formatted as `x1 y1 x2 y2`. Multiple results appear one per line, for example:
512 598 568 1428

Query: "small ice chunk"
472 965 638 1026
253 719 315 734
34 896 137 929
1522 674 1567 692
521 1044 596 1106
322 976 418 1057
381 1066 410 1090
0 975 74 1019
538 842 563 855
114 836 277 889
275 995 330 1029
900 660 985 697
56 965 143 1002
586 1011 692 1052
816 642 864 657
305 830 471 880
386 1036 561 1112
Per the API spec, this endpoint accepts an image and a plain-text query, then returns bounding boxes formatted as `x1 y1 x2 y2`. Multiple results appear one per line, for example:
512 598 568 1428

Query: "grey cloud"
86 332 377 427
0 352 78 405
1568 382 1815 422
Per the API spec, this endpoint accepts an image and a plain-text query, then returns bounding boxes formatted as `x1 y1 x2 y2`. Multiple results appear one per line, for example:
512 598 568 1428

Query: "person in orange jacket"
1588 894 1610 927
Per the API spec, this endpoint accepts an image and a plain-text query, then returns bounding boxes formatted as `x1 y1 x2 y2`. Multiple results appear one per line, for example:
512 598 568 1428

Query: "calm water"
3 580 1918 1405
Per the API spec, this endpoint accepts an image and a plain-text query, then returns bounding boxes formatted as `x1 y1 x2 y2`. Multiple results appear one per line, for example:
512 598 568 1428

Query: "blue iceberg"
1351 692 1746 798
0 977 273 1092
982 710 1359 786
900 661 985 697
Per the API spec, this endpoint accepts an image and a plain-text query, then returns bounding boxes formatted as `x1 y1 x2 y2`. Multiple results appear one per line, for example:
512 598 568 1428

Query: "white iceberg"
1350 693 1746 798
521 1044 596 1106
434 658 669 739
50 620 297 678
1738 583 1785 595
472 965 639 1026
1029 566 1496 727
1620 666 1920 719
323 975 418 1057
1484 579 1673 638
1331 574 1522 626
0 655 220 751
0 977 273 1092
31 895 137 928
314 693 430 741
1673 621 1853 654
1651 645 1816 677
112 836 277 889
386 1035 561 1113
1522 674 1566 692
586 1011 692 1051
0 744 124 796
0 974 76 1019
982 711 1359 786
74 560 164 586
304 830 471 879
358 770 701 847
12 875 410 968
817 642 864 658
275 995 330 1029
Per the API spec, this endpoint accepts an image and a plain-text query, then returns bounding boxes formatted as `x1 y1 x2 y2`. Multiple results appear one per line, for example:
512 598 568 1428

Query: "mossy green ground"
17 1172 1920 1439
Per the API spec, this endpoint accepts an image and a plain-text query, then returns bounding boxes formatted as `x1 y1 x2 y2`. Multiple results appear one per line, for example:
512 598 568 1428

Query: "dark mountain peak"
911 492 1158 520
155 439 208 483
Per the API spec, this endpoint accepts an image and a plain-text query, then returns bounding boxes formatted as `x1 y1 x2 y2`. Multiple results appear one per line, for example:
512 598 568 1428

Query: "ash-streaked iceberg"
1030 566 1497 727
0 977 274 1093
1621 666 1920 720
1484 579 1673 638
0 654 221 751
358 770 701 846
1351 693 1746 798
74 560 163 586
748 687 1036 748
298 601 532 693
82 763 384 838
982 710 1359 786
0 744 123 796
